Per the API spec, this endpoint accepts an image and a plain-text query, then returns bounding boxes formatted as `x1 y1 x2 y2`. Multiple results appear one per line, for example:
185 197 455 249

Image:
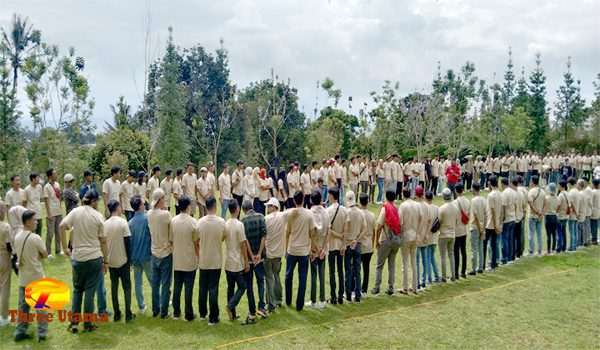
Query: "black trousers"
463 172 473 190
109 263 132 318
360 252 373 293
303 195 312 209
396 182 403 200
431 177 439 194
453 235 467 277
233 194 243 218
545 215 558 253
514 221 523 258
483 229 499 269
328 250 344 302
198 269 221 323
173 270 196 321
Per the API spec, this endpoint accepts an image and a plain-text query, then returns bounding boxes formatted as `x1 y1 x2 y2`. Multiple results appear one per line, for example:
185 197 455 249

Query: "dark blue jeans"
226 270 248 315
244 262 266 311
483 229 499 269
344 245 362 301
285 254 309 311
557 220 567 252
501 221 515 264
151 254 172 317
71 257 102 327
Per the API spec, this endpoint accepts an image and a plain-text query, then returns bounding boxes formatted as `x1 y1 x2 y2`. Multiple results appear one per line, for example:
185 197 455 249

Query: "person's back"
197 214 226 269
129 211 151 264
399 199 419 242
439 201 458 238
63 205 105 261
147 207 172 258
286 206 315 256
171 213 199 272
265 210 287 259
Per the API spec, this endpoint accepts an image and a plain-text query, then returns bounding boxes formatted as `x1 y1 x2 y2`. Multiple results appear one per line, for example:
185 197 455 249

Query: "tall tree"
1 14 41 92
155 27 189 169
527 53 549 152
502 47 515 110
109 95 133 130
321 77 342 108
554 56 586 144
589 73 600 151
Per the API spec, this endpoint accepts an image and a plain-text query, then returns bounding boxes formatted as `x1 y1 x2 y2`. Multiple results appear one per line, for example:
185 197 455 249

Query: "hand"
244 263 250 273
319 249 326 260
495 227 501 235
340 247 346 256
350 240 357 250
102 262 108 274
252 255 260 264
63 247 71 257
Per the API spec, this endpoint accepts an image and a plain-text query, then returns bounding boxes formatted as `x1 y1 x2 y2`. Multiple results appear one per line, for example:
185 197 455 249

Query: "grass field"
1 194 599 349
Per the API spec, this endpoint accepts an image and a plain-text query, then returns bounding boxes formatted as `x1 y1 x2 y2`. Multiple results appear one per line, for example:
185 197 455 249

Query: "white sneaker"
139 306 146 314
317 302 326 309
47 254 54 259
0 316 9 327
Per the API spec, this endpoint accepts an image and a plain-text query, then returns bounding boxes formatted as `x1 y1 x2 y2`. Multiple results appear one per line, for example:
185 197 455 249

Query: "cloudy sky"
2 0 599 127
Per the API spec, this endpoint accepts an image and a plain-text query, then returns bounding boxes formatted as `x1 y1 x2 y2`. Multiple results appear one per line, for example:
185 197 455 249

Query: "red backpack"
383 202 401 236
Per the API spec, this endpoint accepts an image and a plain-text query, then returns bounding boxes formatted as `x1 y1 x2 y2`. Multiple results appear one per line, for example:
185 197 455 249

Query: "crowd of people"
0 152 599 342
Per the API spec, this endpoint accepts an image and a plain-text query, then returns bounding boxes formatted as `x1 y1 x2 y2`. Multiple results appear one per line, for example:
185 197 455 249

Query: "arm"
241 240 249 272
60 220 71 256
99 236 109 272
124 236 131 262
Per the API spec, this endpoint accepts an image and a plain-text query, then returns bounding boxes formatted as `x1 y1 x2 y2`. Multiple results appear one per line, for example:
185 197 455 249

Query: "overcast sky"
2 0 599 128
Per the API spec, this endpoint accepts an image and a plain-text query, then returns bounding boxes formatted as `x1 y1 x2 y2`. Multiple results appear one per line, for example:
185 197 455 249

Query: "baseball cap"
345 191 356 207
415 185 424 197
64 173 75 182
151 188 166 208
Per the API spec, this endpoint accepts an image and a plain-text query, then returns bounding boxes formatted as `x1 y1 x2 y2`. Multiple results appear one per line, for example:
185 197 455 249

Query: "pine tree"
501 47 515 110
554 56 586 143
527 53 549 152
513 66 529 111
155 27 189 169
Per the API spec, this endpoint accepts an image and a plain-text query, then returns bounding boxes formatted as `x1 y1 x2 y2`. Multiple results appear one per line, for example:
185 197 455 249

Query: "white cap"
345 191 356 207
64 173 75 182
266 197 280 209
151 188 166 208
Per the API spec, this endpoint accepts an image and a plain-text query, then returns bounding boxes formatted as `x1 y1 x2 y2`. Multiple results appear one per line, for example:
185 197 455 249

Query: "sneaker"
385 288 394 295
173 315 180 321
477 269 484 274
38 335 47 342
139 306 146 314
14 333 33 342
208 322 217 326
468 271 476 276
47 254 54 259
113 312 122 322
371 288 380 295
125 314 136 323
317 302 326 309
199 316 207 321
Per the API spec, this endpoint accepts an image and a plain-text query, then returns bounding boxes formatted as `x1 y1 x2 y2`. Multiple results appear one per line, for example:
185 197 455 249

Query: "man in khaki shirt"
147 188 173 319
181 164 198 217
343 191 366 302
25 173 43 236
104 200 134 322
264 198 286 311
439 188 458 281
43 168 63 257
172 169 184 215
484 176 502 270
4 175 26 209
160 169 173 211
170 196 199 322
102 166 122 216
232 160 245 211
120 170 136 221
309 191 329 308
326 187 348 304
196 167 210 218
197 196 226 325
399 188 420 293
224 201 251 323
218 164 233 219
147 166 161 200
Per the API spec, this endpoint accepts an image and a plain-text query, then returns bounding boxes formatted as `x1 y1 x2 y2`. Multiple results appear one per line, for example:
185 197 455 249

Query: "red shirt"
445 164 461 185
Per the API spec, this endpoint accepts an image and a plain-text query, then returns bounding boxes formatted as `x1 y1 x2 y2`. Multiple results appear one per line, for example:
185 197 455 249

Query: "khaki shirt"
360 209 376 253
25 184 43 219
148 176 160 197
345 206 366 245
528 187 546 219
486 190 502 230
310 205 329 251
224 218 246 272
286 207 316 256
148 209 172 258
231 169 244 196
399 199 420 242
439 202 459 239
218 173 232 200
0 222 11 257
102 178 122 202
265 211 288 258
14 230 46 286
327 203 348 251
4 188 25 208
43 182 62 217
197 214 226 269
171 213 199 272
104 216 131 268
182 173 198 200
120 181 135 211
470 196 487 232
61 205 105 262
196 177 210 205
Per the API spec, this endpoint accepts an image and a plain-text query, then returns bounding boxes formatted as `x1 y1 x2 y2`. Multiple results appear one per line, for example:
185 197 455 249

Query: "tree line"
1 14 599 190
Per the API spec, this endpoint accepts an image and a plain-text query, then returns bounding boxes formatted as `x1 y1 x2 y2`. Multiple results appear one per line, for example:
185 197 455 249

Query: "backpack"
430 217 441 233
457 200 469 225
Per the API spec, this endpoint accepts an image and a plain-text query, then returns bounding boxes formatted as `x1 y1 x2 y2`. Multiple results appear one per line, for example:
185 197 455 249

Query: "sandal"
241 316 256 326
67 324 79 334
83 324 98 333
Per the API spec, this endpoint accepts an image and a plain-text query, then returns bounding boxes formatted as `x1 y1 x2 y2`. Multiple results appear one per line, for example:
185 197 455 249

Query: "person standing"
359 193 375 295
24 173 43 236
453 184 470 279
484 176 502 270
197 196 226 325
326 187 347 304
399 188 419 293
13 210 48 341
284 191 317 311
103 200 134 323
79 170 97 200
500 177 517 264
172 169 184 215
181 163 198 217
0 202 12 328
219 164 233 219
223 201 251 323
527 176 545 256
415 186 431 290
309 190 329 308
148 166 161 199
63 174 79 215
160 170 174 212
514 176 528 259
120 171 136 221
431 156 440 195
349 157 359 195
60 190 106 333
241 200 268 317
264 198 286 312
256 169 272 215
4 175 26 209
556 180 569 253
147 188 173 319
170 196 199 322
439 188 458 282
102 166 122 217
196 167 210 218
566 177 580 251
466 184 484 275
425 191 441 284
128 196 152 314
376 160 385 204
371 190 402 295
445 159 461 199
543 183 559 254
301 166 312 208
43 168 63 258
232 161 245 211
590 178 599 245
343 191 366 301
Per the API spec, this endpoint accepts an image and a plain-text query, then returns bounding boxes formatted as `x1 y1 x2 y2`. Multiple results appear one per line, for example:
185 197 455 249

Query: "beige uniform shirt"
61 205 105 262
286 207 317 256
502 188 517 223
25 184 43 219
196 177 210 205
224 218 246 272
14 230 46 286
218 173 232 200
327 203 348 251
470 196 487 232
486 190 503 230
0 222 11 257
360 208 376 253
265 211 288 258
231 169 244 197
4 188 25 208
148 176 160 197
182 173 198 200
439 202 459 239
301 173 312 195
160 178 173 207
43 182 62 217
528 187 546 219
102 178 122 202
171 213 199 272
104 216 131 268
311 205 329 251
345 206 366 245
399 199 420 242
148 209 172 258
416 201 431 247
120 181 135 211
197 214 226 269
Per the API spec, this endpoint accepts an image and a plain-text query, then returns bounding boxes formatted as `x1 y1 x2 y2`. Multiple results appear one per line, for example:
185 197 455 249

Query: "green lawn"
1 194 599 349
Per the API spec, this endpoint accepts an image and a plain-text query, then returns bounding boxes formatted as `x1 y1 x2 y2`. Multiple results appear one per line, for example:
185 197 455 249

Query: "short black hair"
567 177 576 186
311 161 317 167
111 166 121 175
359 193 369 206
531 175 539 185
511 177 519 186
501 177 509 186
425 191 434 200
83 170 93 178
559 180 568 189
165 169 172 176
228 200 239 214
328 187 340 201
516 175 524 185
472 183 480 192
22 210 36 225
152 166 160 175
176 169 183 176
107 200 121 214
293 191 304 205
402 188 411 199
455 184 464 194
385 190 396 202
237 160 244 166
128 170 137 177
488 175 498 187
311 190 322 205
83 190 99 205
131 195 143 211
178 195 191 212
206 196 217 211
46 168 55 178
592 178 600 187
10 175 19 182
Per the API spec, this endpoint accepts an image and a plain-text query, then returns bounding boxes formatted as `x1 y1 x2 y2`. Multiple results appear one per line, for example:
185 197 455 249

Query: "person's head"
83 170 93 183
83 190 100 209
402 188 411 200
577 178 586 190
558 180 568 191
516 175 524 186
178 195 192 214
46 168 57 182
359 193 369 208
22 210 37 232
488 175 498 189
200 167 207 178
455 184 464 195
107 199 122 217
165 169 172 179
385 190 396 202
592 178 599 189
311 190 322 206
311 161 317 168
228 199 240 217
131 195 144 212
10 175 20 189
128 170 136 182
501 177 509 189
236 160 244 170
415 185 424 199
176 168 183 178
242 199 253 214
510 177 519 188
266 198 280 214
547 182 557 195
472 183 480 195
293 191 304 207
222 163 229 174
137 171 146 184
328 187 340 203
110 166 121 179
531 175 539 186
186 162 195 174
152 165 161 177
345 191 356 207
64 173 75 188
451 159 457 165
29 173 40 186
151 188 166 209
303 164 310 173
205 196 217 214
425 191 434 203
567 176 576 187
442 188 452 201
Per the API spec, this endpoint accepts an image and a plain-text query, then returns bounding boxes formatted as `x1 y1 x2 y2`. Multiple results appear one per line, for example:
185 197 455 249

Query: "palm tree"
1 14 41 92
